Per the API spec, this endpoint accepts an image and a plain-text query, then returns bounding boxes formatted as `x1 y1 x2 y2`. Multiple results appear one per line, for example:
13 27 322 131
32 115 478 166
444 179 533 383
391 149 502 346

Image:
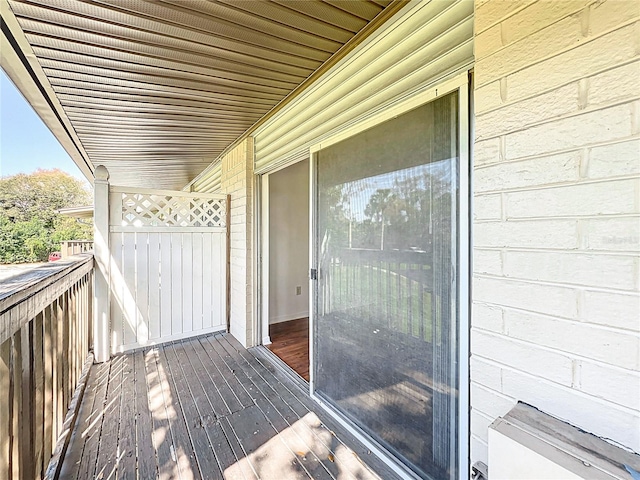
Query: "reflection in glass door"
313 91 462 479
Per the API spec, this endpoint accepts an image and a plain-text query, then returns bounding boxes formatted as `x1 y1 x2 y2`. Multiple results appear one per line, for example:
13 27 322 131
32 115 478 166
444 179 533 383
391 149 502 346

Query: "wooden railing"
320 247 436 341
0 254 93 480
60 240 93 258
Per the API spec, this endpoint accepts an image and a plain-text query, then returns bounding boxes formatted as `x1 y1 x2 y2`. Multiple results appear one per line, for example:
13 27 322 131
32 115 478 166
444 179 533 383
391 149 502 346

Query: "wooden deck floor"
60 333 400 480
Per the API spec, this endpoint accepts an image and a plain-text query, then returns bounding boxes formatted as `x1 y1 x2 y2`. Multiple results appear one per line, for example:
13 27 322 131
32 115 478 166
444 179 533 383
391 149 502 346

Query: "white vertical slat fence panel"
135 232 149 345
108 187 228 353
181 233 193 333
192 233 203 331
147 232 161 340
202 233 213 329
170 232 183 338
212 234 224 323
160 232 172 339
122 233 137 347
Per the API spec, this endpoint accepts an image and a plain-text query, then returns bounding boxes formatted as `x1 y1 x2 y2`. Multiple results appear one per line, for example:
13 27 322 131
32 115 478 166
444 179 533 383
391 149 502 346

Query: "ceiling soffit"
4 0 393 189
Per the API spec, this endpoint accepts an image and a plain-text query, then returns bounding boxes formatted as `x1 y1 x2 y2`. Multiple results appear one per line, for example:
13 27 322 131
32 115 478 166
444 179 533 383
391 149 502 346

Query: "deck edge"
44 352 93 480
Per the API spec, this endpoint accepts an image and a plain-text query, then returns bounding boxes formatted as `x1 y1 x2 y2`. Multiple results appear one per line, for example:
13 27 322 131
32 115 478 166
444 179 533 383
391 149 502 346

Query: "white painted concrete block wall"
219 138 254 347
472 0 640 466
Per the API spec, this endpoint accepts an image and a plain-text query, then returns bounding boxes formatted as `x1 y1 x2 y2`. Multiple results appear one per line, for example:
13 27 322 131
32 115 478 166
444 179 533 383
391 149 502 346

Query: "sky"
0 69 85 181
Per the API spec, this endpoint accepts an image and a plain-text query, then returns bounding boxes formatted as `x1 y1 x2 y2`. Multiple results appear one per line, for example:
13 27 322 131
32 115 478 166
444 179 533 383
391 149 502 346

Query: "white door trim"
257 159 311 348
260 174 271 346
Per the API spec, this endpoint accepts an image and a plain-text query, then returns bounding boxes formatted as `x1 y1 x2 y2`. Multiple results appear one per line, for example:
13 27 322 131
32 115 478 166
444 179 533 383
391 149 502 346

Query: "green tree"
0 169 92 263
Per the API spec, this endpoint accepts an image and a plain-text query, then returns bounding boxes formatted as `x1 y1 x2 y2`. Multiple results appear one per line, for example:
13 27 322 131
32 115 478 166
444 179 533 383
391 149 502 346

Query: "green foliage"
0 169 92 263
323 167 452 252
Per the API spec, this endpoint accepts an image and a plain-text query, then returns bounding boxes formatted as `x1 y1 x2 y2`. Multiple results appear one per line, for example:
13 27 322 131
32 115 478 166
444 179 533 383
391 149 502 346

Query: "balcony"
1 257 400 480
60 241 94 259
3 0 639 477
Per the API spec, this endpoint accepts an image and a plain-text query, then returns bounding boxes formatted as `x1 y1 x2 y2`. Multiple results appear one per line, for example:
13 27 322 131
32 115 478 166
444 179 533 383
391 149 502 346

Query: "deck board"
157 346 203 480
215 336 327 479
59 361 108 480
185 338 230 417
198 336 245 414
217 336 335 480
172 342 236 475
204 335 255 409
164 343 222 479
145 348 178 480
133 350 158 480
94 355 125 480
117 353 137 480
60 333 402 480
224 336 383 479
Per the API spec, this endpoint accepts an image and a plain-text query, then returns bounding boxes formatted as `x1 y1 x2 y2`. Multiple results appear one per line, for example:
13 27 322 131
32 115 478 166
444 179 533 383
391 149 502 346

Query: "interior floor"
267 318 309 381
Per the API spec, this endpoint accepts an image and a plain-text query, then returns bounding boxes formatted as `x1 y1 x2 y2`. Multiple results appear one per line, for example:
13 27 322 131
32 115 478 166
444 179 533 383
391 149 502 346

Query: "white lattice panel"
119 192 226 228
108 186 228 352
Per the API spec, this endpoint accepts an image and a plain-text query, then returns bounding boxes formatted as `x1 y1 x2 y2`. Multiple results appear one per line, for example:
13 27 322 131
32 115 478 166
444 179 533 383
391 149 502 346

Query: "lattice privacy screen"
119 192 226 228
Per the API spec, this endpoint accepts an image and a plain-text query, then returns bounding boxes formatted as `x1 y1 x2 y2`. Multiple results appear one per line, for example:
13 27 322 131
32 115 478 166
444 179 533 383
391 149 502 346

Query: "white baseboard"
269 311 309 325
262 336 272 346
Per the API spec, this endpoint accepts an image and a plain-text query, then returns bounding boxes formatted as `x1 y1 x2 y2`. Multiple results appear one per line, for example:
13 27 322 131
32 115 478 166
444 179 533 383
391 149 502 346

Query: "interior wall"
472 0 640 466
269 159 309 324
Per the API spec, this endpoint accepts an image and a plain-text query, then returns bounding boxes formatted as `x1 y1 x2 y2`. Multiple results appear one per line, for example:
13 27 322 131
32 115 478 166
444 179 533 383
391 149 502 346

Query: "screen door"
313 91 462 479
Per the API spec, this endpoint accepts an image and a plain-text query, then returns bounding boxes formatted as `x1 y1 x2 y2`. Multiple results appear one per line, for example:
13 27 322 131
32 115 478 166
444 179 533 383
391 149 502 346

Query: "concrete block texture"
505 178 638 218
502 251 638 290
475 83 580 140
504 102 635 160
474 151 581 192
582 217 640 252
588 138 640 179
505 23 638 102
472 0 640 465
474 218 579 249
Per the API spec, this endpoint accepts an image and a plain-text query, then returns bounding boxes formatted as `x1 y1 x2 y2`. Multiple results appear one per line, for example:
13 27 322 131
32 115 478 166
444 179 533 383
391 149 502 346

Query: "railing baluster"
88 274 93 352
82 278 87 369
78 281 83 384
43 305 53 469
50 299 58 452
21 322 34 480
76 282 81 390
11 331 22 480
1 340 10 476
70 285 76 398
62 291 69 417
56 296 64 443
34 313 45 479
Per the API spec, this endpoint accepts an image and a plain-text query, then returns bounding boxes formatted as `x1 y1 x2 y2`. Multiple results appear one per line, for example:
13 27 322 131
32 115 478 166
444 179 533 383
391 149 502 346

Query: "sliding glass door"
312 90 464 479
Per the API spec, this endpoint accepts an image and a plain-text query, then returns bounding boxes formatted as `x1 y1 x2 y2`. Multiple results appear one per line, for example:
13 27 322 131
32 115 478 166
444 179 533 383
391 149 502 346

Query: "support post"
93 166 110 363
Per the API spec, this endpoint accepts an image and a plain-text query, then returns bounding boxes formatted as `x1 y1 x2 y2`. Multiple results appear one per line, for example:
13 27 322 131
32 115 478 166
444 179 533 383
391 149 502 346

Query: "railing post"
93 165 110 363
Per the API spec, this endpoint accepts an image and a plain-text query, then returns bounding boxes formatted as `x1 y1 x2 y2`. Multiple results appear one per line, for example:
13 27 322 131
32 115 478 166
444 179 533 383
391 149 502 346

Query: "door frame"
256 160 312 349
308 71 471 479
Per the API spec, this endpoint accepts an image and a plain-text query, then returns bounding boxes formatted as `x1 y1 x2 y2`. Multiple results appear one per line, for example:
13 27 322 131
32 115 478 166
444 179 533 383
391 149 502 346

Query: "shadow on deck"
60 333 400 480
